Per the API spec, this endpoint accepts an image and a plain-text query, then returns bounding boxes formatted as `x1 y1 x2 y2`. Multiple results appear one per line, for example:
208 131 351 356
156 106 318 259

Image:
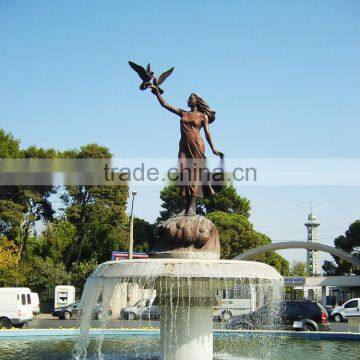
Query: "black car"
52 301 80 320
226 300 330 332
52 301 111 320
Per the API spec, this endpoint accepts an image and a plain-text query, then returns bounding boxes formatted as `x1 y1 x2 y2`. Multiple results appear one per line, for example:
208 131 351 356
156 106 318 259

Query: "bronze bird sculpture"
152 67 174 94
128 61 154 90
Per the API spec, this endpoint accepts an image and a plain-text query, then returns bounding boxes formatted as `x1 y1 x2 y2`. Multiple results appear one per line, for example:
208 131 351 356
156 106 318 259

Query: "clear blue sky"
1 0 359 266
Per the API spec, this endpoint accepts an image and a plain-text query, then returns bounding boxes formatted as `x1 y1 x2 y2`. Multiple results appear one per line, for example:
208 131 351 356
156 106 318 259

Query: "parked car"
331 298 360 322
93 303 113 320
121 297 159 320
52 301 81 320
0 287 34 328
52 301 112 320
226 300 330 332
31 292 40 315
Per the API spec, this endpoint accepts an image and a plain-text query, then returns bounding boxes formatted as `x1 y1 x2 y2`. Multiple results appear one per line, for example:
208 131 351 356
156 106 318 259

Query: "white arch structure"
233 241 360 269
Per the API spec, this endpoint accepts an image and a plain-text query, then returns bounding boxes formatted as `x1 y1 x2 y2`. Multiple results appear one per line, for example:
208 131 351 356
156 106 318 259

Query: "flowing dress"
178 111 216 199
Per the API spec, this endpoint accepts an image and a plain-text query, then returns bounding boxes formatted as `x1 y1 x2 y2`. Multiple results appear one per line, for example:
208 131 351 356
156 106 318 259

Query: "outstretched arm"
203 115 224 158
150 85 182 116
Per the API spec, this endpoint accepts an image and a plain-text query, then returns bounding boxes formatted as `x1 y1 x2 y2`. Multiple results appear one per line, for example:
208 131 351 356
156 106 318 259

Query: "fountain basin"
1 332 359 359
79 259 283 360
91 258 283 283
90 259 283 304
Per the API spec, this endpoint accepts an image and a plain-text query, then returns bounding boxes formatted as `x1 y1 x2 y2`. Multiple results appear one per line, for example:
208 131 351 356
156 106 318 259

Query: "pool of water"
0 335 358 360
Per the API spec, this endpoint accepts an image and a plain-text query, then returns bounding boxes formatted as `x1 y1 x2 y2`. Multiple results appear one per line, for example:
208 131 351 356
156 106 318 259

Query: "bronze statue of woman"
149 85 224 215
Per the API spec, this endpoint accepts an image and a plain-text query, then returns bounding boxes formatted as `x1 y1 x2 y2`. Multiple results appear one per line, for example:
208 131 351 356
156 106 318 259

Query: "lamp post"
129 191 137 260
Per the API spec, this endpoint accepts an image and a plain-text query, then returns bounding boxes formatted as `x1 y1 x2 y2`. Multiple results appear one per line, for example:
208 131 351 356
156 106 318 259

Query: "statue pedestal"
150 214 220 259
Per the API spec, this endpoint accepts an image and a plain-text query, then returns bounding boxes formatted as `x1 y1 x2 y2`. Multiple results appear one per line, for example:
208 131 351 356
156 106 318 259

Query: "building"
305 213 320 276
284 276 360 306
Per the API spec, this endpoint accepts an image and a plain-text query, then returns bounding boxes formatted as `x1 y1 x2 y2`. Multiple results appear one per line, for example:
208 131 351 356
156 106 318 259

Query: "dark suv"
226 300 330 331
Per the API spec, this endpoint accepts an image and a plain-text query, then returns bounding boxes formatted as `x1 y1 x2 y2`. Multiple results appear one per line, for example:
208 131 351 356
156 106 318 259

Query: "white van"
0 287 34 328
331 298 360 322
30 292 40 315
213 287 254 321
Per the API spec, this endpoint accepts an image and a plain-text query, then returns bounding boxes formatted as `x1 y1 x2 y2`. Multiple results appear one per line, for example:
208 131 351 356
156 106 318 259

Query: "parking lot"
28 314 350 332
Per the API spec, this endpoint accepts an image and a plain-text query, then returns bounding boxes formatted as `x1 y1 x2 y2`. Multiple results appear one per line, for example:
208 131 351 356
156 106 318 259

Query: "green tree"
291 261 307 276
261 251 290 276
0 266 27 288
206 211 254 259
16 145 57 259
207 211 289 275
0 256 70 302
158 185 250 221
323 220 360 275
0 129 23 239
0 131 56 258
0 130 132 300
27 220 77 263
24 257 71 302
61 144 128 269
202 186 250 217
0 200 24 240
70 259 98 296
0 236 19 272
158 186 183 221
133 218 155 253
0 129 20 157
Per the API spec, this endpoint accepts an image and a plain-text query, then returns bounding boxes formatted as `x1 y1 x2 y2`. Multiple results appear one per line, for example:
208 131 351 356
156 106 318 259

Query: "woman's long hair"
192 93 216 123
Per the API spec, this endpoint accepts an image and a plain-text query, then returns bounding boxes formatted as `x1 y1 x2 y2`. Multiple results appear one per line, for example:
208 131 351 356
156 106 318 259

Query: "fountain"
77 258 282 359
73 63 284 359
0 67 355 360
75 210 283 359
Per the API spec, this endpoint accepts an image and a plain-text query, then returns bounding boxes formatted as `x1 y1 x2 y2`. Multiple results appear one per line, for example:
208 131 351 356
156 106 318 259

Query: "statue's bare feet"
186 196 197 216
185 209 196 216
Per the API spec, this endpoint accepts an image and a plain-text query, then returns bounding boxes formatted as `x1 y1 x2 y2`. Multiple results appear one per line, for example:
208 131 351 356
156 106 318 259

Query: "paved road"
328 321 352 332
28 316 350 332
29 318 160 329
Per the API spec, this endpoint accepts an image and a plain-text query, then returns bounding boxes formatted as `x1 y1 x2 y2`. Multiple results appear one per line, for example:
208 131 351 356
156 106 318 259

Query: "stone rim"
91 259 283 282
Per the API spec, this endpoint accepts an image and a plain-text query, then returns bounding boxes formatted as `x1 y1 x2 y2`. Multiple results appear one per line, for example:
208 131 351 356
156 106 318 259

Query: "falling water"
73 259 284 359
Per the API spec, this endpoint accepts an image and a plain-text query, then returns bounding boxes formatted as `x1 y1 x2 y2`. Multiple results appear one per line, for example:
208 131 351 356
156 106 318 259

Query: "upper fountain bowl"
92 258 282 281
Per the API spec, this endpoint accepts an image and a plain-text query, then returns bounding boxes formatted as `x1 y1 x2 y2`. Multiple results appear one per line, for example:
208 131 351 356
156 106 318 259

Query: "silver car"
331 298 360 322
121 298 160 320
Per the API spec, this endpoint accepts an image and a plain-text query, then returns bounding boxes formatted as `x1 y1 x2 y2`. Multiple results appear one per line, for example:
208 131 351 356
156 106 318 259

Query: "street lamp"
129 191 137 260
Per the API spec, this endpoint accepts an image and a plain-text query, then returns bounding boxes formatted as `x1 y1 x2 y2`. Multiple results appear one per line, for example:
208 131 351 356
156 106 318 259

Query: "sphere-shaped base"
151 215 220 259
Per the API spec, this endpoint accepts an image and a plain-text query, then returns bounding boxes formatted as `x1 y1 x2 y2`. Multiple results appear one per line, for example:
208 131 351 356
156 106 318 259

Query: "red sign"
111 251 148 260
